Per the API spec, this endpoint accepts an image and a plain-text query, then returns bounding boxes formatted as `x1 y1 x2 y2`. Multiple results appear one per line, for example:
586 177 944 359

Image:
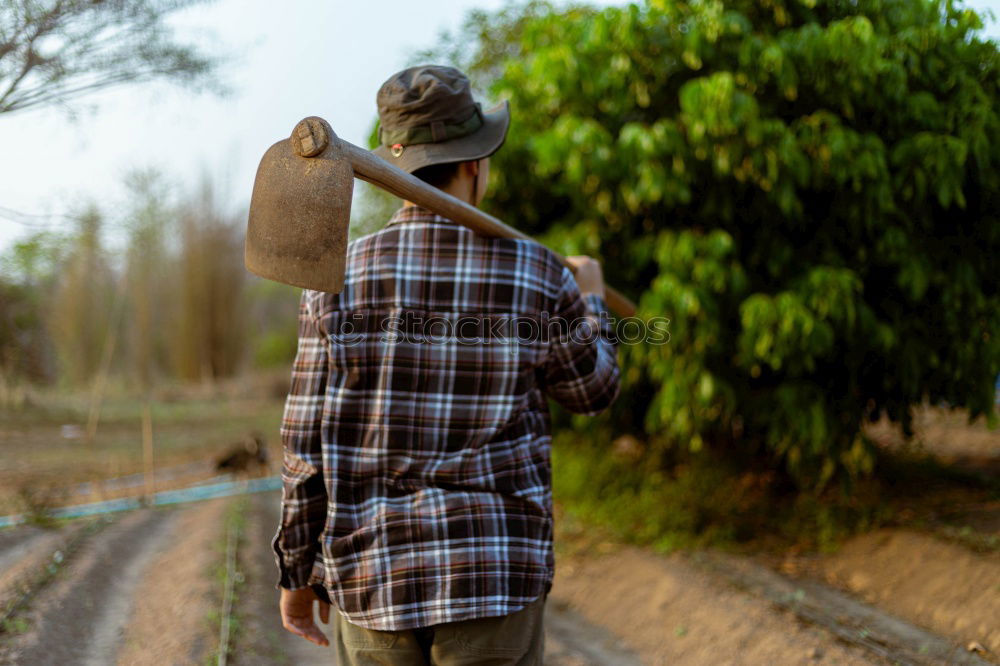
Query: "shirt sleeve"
538 266 621 415
271 290 329 590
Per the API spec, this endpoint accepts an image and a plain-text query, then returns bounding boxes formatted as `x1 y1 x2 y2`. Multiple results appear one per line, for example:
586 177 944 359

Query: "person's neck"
404 177 477 208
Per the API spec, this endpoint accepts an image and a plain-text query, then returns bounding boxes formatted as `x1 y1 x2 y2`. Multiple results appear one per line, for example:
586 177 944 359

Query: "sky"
0 0 998 254
0 0 516 250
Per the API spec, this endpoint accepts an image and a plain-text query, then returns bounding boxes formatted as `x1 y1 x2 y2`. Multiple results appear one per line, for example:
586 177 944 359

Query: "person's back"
273 65 621 665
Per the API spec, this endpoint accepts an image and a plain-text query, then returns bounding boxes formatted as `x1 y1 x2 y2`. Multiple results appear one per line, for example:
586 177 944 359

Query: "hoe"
246 116 636 317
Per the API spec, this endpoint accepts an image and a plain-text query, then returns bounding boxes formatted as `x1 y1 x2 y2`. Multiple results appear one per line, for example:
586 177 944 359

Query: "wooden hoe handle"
345 139 638 318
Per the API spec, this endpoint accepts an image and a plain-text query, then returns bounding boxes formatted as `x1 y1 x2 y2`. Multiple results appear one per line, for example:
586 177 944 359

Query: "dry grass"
0 373 288 516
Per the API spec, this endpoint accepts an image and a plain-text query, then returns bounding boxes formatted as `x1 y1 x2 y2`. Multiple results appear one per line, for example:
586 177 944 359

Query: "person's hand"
279 586 331 647
564 255 605 298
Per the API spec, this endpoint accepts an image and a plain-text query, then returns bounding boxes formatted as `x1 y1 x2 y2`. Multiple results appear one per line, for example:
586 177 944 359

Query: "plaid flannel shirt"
272 204 620 631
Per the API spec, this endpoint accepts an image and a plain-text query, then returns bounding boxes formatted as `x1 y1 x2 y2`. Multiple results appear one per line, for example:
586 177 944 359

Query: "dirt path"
2 508 179 665
2 490 993 665
114 498 230 665
544 603 643 666
237 490 642 665
234 490 330 664
232 490 998 665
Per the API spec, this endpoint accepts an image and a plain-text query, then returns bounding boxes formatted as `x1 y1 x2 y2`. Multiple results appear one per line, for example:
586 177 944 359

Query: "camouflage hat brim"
372 100 510 174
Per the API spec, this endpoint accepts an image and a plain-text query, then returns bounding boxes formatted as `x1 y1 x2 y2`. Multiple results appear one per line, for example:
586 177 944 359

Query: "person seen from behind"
272 64 621 665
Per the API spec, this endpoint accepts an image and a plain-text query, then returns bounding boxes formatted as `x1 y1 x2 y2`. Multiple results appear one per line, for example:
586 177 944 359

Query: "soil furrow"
0 518 107 638
812 529 1000 659
234 490 330 664
692 550 993 666
0 532 51 579
2 507 179 665
0 528 67 605
114 497 229 665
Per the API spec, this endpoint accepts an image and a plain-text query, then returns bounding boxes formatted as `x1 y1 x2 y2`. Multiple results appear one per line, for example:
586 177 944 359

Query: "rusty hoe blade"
245 117 352 293
245 116 637 317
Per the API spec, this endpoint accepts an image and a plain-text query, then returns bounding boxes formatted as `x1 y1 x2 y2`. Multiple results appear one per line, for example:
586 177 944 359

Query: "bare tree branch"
0 0 223 115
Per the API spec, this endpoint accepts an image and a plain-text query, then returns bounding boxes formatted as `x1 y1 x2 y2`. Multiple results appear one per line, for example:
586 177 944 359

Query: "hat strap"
379 104 484 148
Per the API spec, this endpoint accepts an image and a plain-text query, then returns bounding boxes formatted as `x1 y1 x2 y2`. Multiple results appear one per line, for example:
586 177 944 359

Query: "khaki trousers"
333 595 546 665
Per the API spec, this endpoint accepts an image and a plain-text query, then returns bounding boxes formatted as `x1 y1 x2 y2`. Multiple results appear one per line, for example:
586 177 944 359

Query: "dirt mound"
813 529 1000 655
551 545 887 665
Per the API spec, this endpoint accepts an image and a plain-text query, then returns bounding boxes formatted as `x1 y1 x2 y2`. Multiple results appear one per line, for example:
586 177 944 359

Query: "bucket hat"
372 65 510 174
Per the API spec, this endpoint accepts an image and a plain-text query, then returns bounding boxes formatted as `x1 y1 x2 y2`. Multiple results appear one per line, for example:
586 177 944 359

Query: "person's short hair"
412 162 461 189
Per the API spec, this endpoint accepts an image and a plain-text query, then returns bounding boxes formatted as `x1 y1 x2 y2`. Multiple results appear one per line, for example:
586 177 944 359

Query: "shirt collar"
386 204 454 227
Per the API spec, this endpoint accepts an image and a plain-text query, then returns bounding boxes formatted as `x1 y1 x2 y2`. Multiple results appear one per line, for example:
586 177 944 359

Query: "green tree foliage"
442 0 1000 488
0 231 65 382
248 278 299 369
0 0 222 115
354 120 405 238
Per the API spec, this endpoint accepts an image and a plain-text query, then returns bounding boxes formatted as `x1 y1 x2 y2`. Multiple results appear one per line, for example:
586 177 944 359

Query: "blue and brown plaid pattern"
272 205 620 631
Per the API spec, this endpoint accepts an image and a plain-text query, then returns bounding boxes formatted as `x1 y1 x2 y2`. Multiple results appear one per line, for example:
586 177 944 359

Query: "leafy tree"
435 0 1000 489
0 0 221 115
0 231 65 383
